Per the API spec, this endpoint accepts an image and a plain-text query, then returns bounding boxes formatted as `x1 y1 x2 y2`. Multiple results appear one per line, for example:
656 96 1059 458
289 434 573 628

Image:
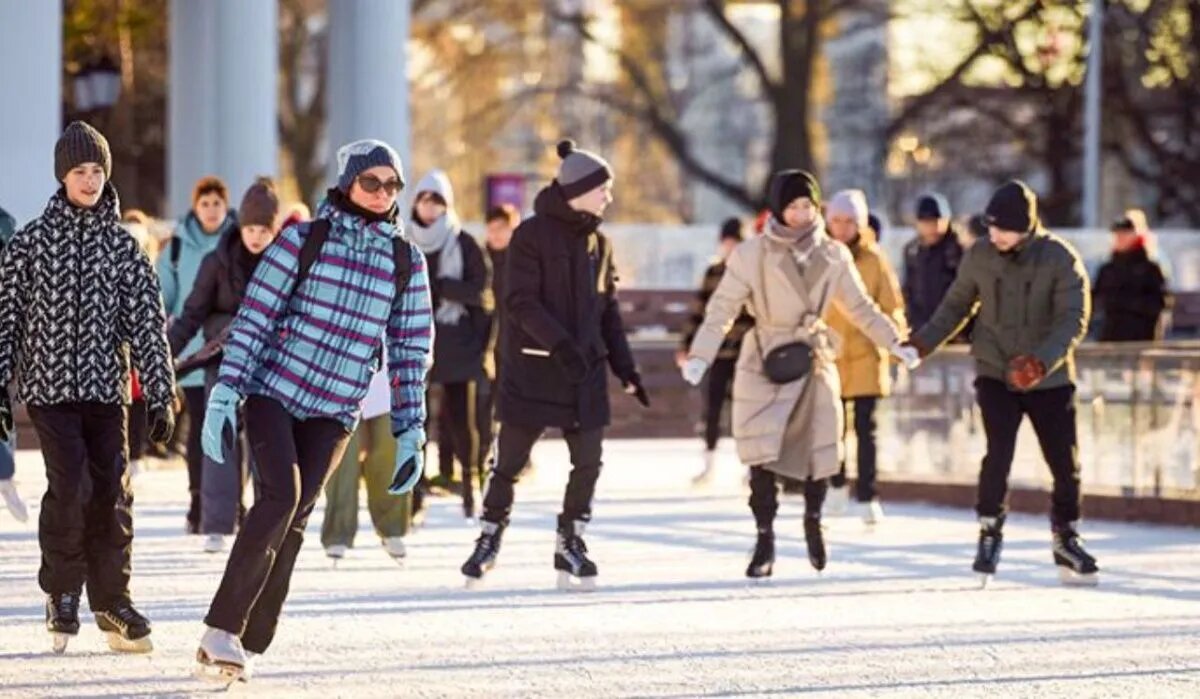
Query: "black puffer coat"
1093 246 1168 342
167 225 262 356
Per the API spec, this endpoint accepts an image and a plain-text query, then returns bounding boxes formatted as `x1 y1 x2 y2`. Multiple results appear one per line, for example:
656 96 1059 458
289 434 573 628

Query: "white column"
327 0 412 185
1081 0 1104 229
0 0 62 225
169 0 277 218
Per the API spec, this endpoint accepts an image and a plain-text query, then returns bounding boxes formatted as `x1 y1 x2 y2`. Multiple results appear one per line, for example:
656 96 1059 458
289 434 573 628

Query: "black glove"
0 391 11 443
551 341 589 384
148 406 176 446
623 373 650 408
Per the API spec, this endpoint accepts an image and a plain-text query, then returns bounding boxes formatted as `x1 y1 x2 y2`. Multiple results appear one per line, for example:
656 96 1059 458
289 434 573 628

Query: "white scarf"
408 212 466 325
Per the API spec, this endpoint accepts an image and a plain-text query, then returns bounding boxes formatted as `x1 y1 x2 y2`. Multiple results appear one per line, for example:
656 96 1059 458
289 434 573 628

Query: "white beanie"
827 189 869 228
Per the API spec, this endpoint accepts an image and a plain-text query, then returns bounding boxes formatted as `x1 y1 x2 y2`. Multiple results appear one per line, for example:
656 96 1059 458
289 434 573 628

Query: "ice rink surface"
0 439 1197 698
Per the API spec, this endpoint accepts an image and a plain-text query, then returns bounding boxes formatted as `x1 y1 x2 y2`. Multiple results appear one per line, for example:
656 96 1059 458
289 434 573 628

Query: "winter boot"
804 515 827 572
462 520 505 588
745 527 775 579
554 518 598 592
973 516 1005 587
94 600 153 653
1052 521 1099 586
46 592 80 654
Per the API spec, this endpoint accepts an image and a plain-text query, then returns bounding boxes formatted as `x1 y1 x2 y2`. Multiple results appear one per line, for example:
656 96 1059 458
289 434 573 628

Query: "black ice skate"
745 528 775 579
1052 523 1099 587
462 521 505 589
94 600 153 653
973 516 1004 588
46 592 80 654
554 519 597 592
804 516 827 573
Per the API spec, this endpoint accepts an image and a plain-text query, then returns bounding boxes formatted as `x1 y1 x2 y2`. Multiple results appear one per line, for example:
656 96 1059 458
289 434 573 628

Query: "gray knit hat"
335 139 405 194
238 177 280 229
55 121 112 182
555 139 613 199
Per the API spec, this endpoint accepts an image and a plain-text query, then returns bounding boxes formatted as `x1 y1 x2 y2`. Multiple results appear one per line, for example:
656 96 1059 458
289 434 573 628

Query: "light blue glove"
201 383 241 465
388 427 426 495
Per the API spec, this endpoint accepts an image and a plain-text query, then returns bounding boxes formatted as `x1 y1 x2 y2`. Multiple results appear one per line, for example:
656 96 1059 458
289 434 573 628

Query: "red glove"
1007 355 1046 391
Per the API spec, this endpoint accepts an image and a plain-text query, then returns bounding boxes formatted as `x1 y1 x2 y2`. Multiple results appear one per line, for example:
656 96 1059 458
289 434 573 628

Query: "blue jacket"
158 212 235 387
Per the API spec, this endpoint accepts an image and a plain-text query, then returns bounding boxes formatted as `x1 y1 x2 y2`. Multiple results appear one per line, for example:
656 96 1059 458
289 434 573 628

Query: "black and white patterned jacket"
0 184 175 412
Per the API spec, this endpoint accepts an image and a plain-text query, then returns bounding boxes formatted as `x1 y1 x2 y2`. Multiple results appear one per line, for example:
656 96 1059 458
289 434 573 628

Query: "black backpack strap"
392 237 413 297
294 219 332 289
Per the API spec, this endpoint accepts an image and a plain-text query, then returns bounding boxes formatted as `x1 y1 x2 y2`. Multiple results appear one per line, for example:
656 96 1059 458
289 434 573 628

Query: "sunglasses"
357 175 404 195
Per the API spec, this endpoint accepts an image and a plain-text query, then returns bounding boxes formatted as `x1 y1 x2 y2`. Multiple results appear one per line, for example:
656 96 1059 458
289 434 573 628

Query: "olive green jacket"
911 229 1090 390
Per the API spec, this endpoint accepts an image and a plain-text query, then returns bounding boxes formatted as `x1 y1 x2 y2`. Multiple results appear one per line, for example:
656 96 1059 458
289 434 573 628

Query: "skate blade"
195 650 244 686
464 575 484 590
106 631 153 654
51 632 72 654
556 570 597 593
978 573 993 589
1058 567 1099 587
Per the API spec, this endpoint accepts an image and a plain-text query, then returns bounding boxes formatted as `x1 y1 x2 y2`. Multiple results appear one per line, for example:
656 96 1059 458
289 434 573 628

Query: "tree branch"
700 0 778 99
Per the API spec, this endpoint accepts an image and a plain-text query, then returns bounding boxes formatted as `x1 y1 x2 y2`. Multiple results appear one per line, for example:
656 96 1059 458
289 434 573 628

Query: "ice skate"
745 528 774 579
554 519 597 592
202 534 226 554
691 450 716 487
825 485 849 516
195 627 246 686
326 544 347 569
804 516 827 573
46 592 80 654
1053 523 1099 587
462 521 504 588
862 498 885 526
0 478 29 523
382 536 407 562
94 601 153 653
973 517 1004 588
239 651 258 683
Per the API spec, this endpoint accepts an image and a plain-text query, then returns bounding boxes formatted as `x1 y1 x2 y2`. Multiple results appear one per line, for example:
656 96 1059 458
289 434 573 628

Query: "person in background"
823 190 906 523
679 217 754 486
1092 215 1169 342
280 201 311 231
161 176 238 535
903 193 964 334
0 205 27 523
867 212 884 243
965 213 988 248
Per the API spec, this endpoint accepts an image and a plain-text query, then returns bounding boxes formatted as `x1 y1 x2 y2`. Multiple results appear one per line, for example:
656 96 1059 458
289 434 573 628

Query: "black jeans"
704 358 736 451
748 467 827 529
204 396 350 654
29 403 132 611
426 382 481 510
128 398 148 462
832 397 879 502
975 378 1081 525
437 379 496 482
483 422 602 525
182 385 208 531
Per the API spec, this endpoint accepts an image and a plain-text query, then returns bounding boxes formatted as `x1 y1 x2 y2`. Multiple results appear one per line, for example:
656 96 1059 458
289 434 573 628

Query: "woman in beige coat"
683 170 919 578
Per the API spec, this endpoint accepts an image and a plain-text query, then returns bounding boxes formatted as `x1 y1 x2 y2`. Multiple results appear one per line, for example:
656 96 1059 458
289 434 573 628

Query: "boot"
745 527 775 578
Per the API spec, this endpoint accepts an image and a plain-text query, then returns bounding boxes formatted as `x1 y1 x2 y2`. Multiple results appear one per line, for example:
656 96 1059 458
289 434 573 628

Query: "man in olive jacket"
908 180 1098 586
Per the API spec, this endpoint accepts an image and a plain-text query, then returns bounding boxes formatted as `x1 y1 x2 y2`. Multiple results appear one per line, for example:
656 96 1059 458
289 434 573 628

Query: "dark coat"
426 232 490 384
485 245 509 379
496 183 638 431
1093 247 1168 342
167 226 260 356
681 259 754 361
903 229 964 332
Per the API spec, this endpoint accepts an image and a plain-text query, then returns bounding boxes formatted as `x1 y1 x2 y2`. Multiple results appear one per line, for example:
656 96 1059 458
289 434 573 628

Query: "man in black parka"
461 139 648 589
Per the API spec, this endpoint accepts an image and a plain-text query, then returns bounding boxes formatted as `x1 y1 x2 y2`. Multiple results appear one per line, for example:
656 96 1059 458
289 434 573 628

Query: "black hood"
326 187 398 225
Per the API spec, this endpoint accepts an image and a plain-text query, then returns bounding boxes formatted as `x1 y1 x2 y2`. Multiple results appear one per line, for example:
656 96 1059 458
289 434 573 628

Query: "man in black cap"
907 180 1097 588
903 192 964 334
460 139 648 591
1092 215 1169 342
679 217 755 486
0 121 175 653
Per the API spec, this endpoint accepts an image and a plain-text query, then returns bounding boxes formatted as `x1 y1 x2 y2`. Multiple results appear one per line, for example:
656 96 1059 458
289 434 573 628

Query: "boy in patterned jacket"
195 140 434 683
0 122 176 654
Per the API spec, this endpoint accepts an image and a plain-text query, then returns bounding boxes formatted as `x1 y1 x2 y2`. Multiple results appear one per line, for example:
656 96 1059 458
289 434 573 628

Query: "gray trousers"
201 369 256 535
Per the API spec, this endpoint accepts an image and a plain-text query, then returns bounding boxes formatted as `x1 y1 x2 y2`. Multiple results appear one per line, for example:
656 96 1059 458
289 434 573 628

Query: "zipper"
74 219 82 403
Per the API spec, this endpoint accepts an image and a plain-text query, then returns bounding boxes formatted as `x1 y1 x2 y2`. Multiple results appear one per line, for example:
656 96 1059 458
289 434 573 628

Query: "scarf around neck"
408 210 466 325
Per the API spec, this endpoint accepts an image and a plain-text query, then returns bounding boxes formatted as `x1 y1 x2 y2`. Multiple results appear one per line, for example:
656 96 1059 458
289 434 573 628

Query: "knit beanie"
55 121 112 182
767 170 821 222
718 217 743 242
985 180 1038 234
335 139 405 194
827 189 869 228
915 192 951 221
555 139 613 200
238 178 280 229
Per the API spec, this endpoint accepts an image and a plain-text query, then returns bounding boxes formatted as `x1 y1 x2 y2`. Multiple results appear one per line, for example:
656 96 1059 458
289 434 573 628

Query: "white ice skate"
0 479 28 523
203 534 226 554
862 499 885 526
326 544 347 568
382 536 407 561
691 450 716 487
825 486 849 516
196 627 246 686
239 651 258 683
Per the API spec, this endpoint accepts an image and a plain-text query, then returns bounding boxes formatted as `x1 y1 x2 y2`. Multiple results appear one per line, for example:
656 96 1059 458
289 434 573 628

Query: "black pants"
703 358 736 451
483 422 602 526
426 382 480 510
748 467 827 529
437 379 496 481
205 396 350 654
182 385 208 531
831 397 879 502
29 403 132 611
128 398 148 462
975 378 1081 524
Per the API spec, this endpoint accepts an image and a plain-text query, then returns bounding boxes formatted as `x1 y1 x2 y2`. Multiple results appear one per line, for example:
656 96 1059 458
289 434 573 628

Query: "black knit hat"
985 180 1038 234
555 139 613 199
719 217 743 242
767 170 821 222
915 192 951 221
55 121 111 182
